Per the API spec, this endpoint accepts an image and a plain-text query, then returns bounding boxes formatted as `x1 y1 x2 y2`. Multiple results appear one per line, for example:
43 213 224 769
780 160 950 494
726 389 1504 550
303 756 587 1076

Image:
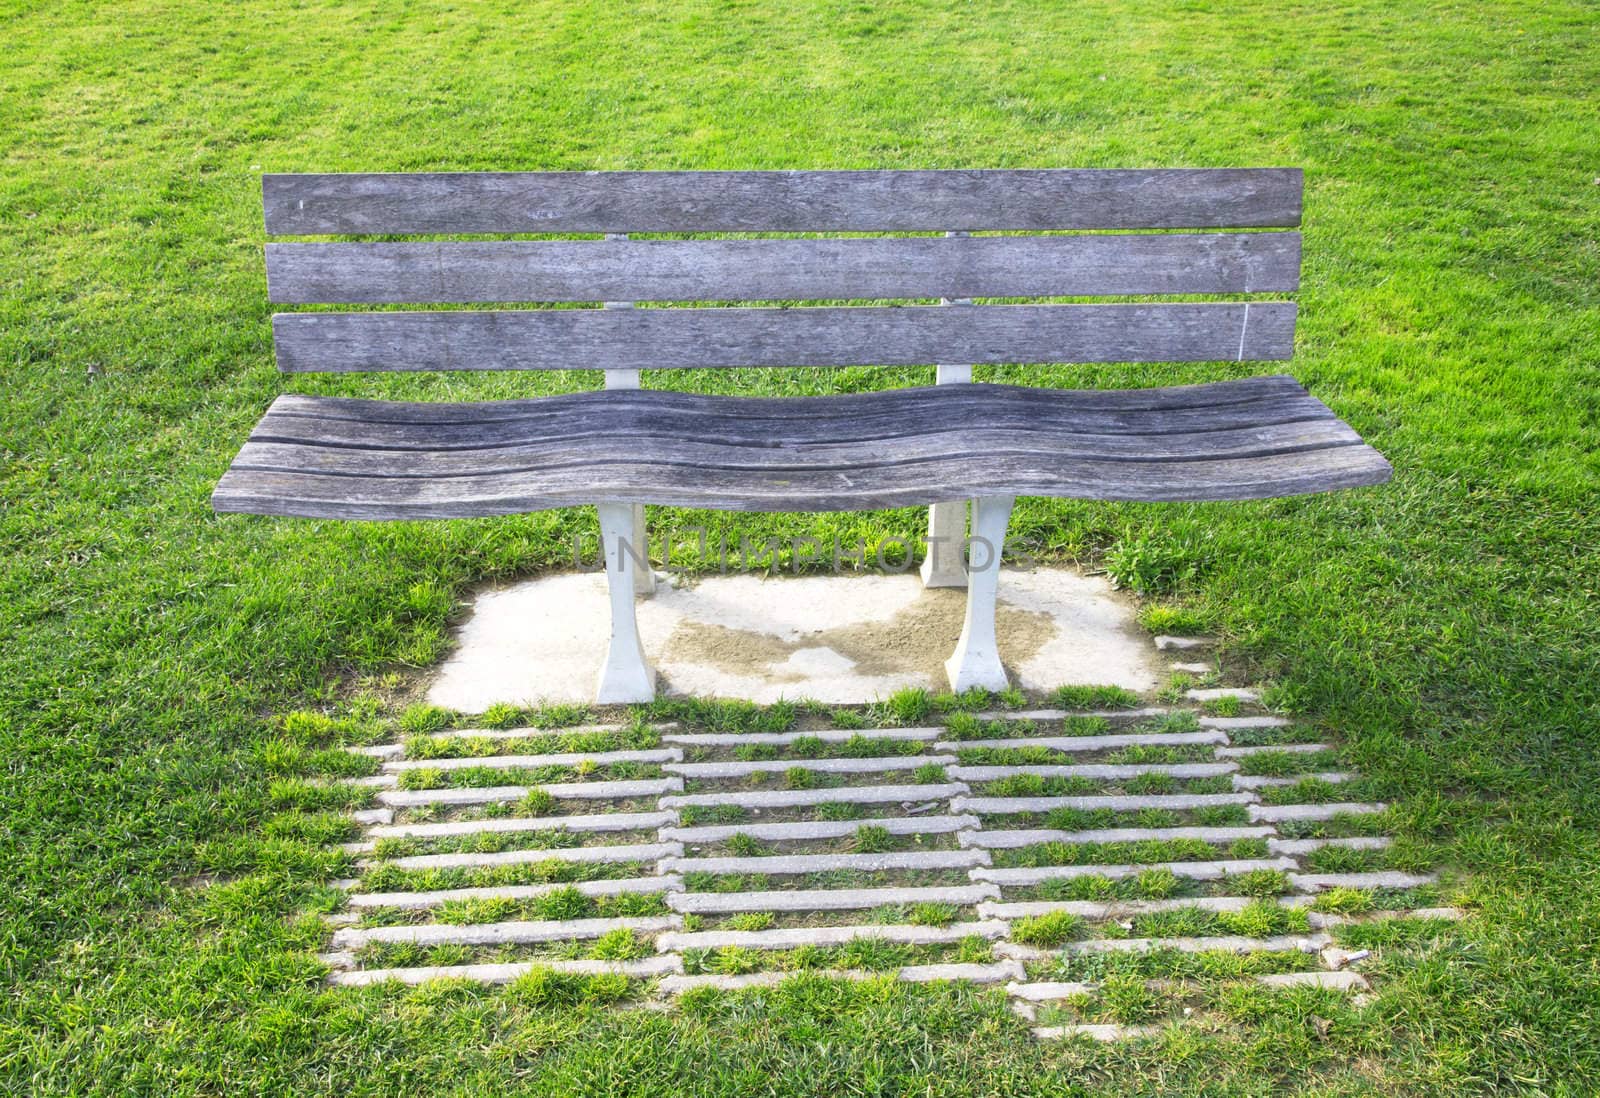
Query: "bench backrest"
262 169 1301 376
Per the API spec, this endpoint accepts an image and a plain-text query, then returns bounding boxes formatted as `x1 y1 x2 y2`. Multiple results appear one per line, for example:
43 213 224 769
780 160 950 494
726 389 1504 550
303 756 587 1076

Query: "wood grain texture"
263 169 1303 235
264 233 1300 304
271 302 1297 372
211 379 1390 518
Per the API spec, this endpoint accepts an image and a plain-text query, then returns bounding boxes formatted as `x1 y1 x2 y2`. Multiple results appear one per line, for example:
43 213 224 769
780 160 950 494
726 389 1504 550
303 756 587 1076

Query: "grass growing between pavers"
4 0 1599 1093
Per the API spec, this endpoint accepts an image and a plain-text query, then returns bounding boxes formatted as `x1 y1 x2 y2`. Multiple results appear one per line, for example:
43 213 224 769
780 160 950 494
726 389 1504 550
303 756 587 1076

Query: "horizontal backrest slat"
272 302 1297 372
264 169 1302 235
266 233 1300 304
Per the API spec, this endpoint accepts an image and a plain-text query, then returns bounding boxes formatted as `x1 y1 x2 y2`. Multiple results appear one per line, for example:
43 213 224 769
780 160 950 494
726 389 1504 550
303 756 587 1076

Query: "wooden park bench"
214 169 1390 703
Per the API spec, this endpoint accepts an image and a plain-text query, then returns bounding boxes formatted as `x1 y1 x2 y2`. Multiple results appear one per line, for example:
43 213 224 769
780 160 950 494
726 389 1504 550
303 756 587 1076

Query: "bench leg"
945 495 1015 693
595 502 656 704
920 500 970 588
629 503 656 595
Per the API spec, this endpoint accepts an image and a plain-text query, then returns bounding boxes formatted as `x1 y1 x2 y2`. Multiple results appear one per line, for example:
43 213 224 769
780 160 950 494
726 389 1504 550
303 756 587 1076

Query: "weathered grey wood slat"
210 381 1390 518
233 420 1365 479
271 302 1297 372
264 233 1300 304
212 445 1391 516
263 169 1303 235
246 391 1342 453
264 373 1312 423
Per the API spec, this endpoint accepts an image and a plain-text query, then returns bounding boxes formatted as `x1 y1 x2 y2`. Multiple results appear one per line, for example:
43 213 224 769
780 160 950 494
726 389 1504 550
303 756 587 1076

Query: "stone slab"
425 568 1160 709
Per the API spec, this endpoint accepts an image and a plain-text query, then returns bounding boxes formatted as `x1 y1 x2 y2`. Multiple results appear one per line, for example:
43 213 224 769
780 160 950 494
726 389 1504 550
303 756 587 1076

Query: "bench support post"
945 494 1015 693
595 502 656 704
602 235 656 596
921 270 972 589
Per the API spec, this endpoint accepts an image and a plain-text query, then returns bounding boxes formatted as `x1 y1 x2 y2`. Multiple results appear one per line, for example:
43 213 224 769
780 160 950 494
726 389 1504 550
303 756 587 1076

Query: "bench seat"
213 376 1388 520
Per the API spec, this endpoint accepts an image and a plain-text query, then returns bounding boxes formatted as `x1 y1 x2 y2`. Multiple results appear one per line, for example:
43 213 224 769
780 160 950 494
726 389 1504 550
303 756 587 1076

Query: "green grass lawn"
2 0 1598 1093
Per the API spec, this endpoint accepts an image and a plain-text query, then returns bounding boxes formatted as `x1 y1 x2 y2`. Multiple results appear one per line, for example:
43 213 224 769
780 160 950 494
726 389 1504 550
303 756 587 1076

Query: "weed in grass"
521 789 557 816
1138 605 1215 636
829 708 867 730
878 688 933 726
849 825 893 854
1233 869 1293 898
725 912 775 931
1208 695 1242 718
1098 973 1163 1023
709 946 762 975
1216 900 1310 938
399 705 451 735
1134 869 1183 900
783 766 818 790
932 690 975 713
816 802 863 822
735 743 780 762
954 936 993 964
1312 887 1377 915
942 713 982 741
1126 772 1176 795
908 903 958 927
725 832 769 857
788 735 824 758
679 804 749 826
1228 838 1271 859
589 928 648 961
394 768 444 791
1039 876 1120 902
1012 910 1085 946
479 702 523 729
1194 805 1250 826
531 887 592 921
1052 685 1141 710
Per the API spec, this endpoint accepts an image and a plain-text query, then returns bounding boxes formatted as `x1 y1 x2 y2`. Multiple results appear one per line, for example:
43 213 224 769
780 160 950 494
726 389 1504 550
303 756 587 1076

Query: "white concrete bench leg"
628 503 655 595
921 500 970 588
596 502 656 704
945 495 1015 693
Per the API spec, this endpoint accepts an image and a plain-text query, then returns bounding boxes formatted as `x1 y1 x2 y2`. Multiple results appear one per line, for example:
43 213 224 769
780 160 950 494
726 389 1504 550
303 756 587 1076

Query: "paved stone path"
321 633 1459 1037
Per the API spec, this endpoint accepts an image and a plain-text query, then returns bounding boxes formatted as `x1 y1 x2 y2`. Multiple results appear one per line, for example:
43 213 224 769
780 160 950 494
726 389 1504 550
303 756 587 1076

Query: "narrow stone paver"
1034 1023 1163 1041
385 748 681 772
657 921 1008 952
1289 871 1437 891
663 814 979 844
962 825 1272 850
664 756 938 778
1233 772 1352 789
1154 635 1215 650
347 876 682 910
660 783 966 809
332 915 682 949
328 955 683 986
1216 742 1331 758
668 883 1000 914
378 777 683 808
973 857 1298 887
663 727 941 747
367 810 677 842
948 762 1235 782
373 841 681 872
660 849 988 876
1249 802 1386 822
1186 687 1260 702
1258 970 1371 991
933 731 1227 754
957 792 1256 815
